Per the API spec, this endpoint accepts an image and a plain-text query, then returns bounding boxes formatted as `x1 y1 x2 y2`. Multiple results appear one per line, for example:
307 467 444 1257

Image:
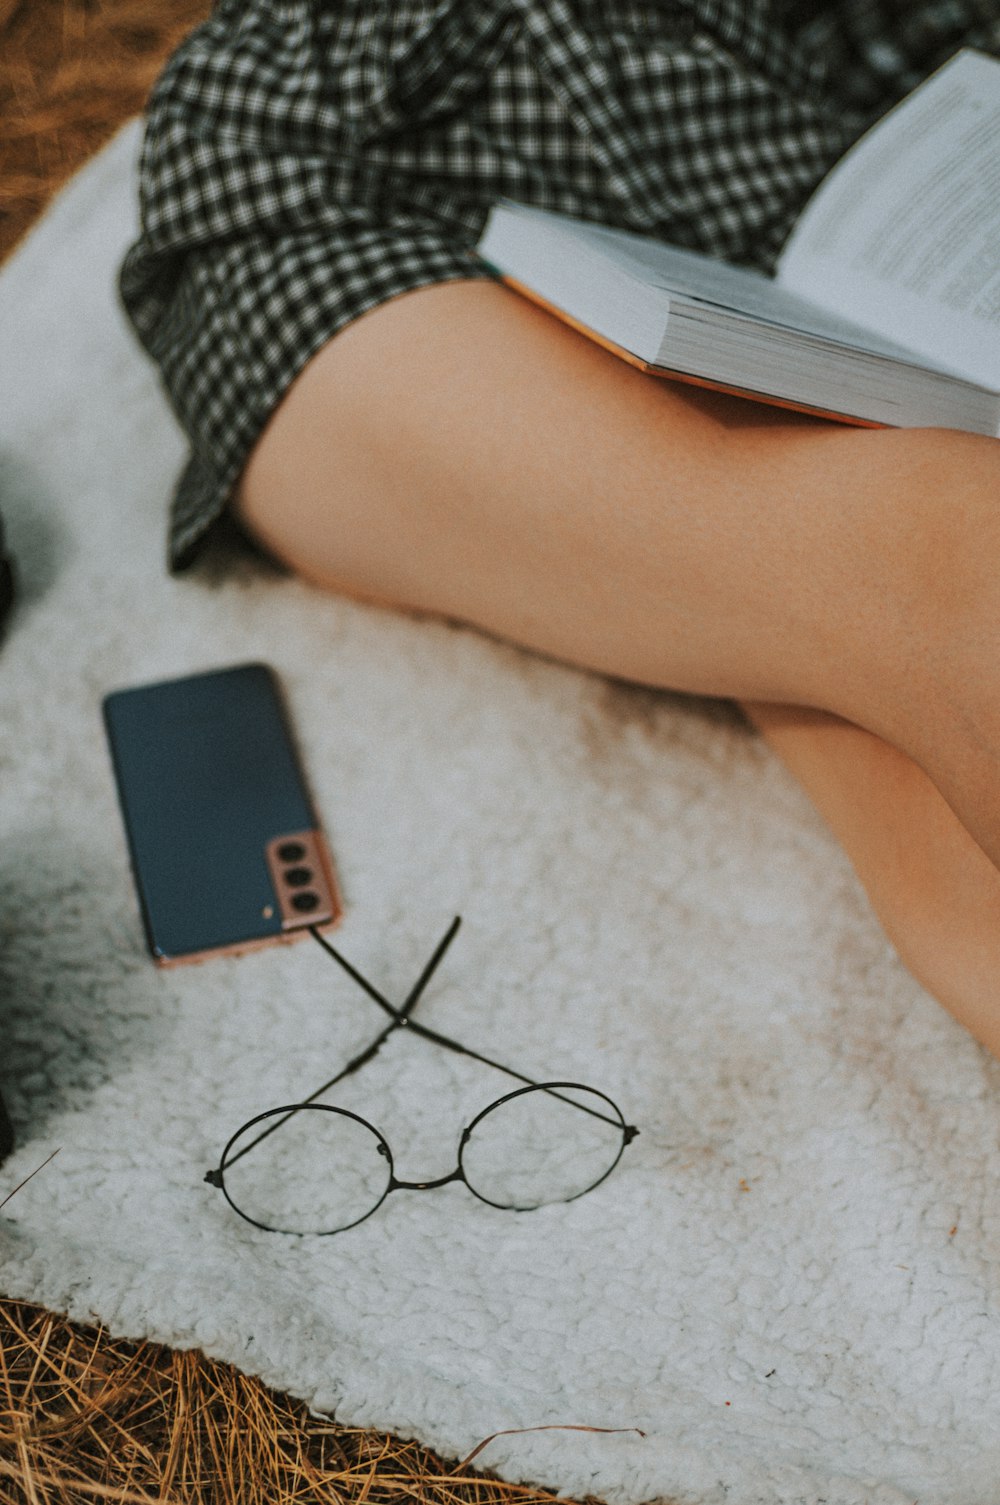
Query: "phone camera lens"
277 841 306 863
284 866 313 888
291 891 321 913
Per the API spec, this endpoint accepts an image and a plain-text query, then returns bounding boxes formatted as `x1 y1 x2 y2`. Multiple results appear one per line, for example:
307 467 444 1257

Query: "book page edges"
775 51 1000 389
501 276 885 430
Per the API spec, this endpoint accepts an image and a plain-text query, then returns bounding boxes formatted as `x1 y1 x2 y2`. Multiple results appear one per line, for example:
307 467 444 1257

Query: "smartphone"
103 663 342 965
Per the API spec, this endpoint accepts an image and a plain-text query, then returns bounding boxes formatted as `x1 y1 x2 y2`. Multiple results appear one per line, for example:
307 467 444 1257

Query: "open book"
476 50 1000 436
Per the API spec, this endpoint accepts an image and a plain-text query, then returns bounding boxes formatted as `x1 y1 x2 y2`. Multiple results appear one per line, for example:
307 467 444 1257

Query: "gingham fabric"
119 0 1000 570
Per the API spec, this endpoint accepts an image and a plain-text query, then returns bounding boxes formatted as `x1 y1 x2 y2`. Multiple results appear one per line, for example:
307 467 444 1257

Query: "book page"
777 50 1000 388
574 217 920 358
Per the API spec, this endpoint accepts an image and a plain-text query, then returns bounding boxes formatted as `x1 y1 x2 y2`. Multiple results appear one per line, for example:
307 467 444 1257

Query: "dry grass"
0 1296 589 1505
0 4 596 1502
1 0 211 260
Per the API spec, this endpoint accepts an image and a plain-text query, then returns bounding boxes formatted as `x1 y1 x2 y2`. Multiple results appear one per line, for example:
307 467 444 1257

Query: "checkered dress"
119 0 1000 569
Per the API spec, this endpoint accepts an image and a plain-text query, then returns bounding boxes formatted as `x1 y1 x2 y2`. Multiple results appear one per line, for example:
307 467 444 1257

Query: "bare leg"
234 280 1000 1049
745 703 1000 1056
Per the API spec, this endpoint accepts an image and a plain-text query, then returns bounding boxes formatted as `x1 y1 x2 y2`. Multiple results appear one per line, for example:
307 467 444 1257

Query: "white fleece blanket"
2 124 1000 1505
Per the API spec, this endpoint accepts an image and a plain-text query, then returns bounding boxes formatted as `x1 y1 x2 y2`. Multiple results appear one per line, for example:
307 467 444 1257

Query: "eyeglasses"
205 918 639 1234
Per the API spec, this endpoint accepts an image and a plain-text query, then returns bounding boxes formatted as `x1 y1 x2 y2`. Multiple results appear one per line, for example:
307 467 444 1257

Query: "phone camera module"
265 830 340 931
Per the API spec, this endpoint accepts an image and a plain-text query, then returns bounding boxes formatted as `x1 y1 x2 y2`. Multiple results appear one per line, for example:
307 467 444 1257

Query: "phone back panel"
104 663 338 963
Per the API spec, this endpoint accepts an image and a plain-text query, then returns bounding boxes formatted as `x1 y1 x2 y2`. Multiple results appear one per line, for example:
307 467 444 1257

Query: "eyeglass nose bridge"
388 1166 466 1193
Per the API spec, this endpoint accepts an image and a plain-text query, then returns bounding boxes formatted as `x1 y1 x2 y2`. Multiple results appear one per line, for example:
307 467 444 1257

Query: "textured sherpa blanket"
2 123 1000 1505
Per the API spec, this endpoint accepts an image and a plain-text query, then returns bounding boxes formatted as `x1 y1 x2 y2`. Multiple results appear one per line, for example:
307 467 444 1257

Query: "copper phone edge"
152 828 344 968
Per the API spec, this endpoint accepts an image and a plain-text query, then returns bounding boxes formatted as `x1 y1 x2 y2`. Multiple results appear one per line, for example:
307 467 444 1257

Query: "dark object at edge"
0 1096 13 1165
0 507 13 1162
0 509 13 635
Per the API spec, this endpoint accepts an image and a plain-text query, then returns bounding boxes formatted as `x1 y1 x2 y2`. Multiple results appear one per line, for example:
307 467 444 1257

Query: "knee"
884 427 1000 588
861 427 1000 663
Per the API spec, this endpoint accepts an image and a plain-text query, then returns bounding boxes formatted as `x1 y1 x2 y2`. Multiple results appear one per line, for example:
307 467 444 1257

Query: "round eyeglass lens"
220 1104 392 1234
460 1083 627 1211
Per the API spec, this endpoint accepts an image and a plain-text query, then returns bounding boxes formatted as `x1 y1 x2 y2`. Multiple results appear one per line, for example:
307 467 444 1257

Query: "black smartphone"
103 663 342 965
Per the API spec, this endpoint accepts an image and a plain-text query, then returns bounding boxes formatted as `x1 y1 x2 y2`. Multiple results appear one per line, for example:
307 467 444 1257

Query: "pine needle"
0 1298 623 1505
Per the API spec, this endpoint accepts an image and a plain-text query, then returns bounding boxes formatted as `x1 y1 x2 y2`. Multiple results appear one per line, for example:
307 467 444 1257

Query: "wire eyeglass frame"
205 917 639 1234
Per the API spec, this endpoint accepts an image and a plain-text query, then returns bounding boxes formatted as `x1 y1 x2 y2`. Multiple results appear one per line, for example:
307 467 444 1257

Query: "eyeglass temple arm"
309 917 461 1023
262 925 461 1123
203 1017 405 1184
403 1016 548 1090
311 918 533 1083
314 921 634 1135
274 1019 398 1111
206 924 463 1185
400 1016 634 1133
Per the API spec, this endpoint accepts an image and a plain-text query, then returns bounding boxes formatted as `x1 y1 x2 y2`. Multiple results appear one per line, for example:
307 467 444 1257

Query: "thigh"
232 278 966 718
